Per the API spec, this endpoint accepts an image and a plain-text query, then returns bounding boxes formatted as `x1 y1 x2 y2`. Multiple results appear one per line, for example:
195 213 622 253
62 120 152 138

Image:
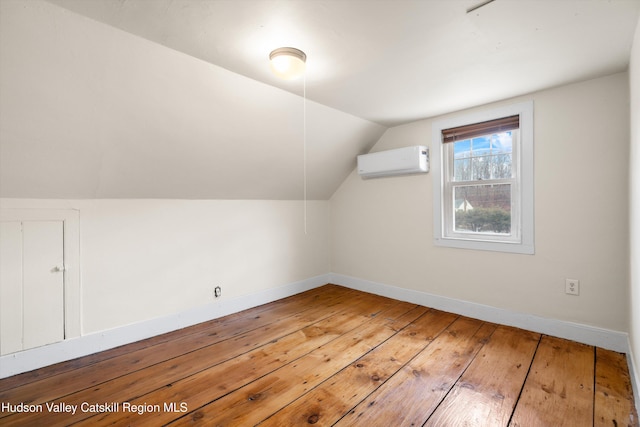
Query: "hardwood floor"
0 284 636 426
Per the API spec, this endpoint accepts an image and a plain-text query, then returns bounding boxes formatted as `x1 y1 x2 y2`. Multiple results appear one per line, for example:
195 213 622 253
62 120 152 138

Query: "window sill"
434 237 535 255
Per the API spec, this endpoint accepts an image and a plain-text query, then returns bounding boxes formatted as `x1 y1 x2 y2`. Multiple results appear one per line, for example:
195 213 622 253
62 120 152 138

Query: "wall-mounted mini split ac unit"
357 145 429 179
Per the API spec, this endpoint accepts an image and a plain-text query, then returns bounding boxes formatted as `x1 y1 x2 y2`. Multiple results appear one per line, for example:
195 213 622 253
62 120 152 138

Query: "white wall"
1 199 329 335
331 72 630 333
629 15 640 382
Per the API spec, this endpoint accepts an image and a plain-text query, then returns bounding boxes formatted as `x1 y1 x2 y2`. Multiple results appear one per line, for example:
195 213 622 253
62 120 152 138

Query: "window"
432 101 534 254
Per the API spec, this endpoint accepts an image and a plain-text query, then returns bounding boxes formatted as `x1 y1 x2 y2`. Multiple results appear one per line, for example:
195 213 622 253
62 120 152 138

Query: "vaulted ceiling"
1 0 638 200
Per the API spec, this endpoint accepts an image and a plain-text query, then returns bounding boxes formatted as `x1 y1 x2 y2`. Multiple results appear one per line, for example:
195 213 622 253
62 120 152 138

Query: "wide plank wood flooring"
0 284 637 426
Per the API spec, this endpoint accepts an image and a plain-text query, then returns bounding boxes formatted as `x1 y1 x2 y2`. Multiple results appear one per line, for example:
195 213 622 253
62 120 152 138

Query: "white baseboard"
0 274 330 379
626 339 640 413
1 272 631 380
329 273 630 353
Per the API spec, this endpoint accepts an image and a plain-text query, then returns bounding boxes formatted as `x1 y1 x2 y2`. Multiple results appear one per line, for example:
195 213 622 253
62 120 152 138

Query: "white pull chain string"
303 72 307 235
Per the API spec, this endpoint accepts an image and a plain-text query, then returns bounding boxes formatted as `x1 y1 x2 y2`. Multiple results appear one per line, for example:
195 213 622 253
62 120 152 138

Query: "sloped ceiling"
45 0 640 125
1 0 639 200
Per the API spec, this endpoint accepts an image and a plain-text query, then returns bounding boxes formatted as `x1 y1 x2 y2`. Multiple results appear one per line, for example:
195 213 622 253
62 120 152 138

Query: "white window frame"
432 101 534 254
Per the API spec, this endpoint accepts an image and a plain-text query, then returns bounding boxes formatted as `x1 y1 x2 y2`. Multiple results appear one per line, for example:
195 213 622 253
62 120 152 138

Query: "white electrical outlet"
565 279 580 296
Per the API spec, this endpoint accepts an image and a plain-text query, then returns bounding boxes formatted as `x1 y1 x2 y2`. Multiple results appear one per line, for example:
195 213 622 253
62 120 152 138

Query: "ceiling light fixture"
269 47 307 80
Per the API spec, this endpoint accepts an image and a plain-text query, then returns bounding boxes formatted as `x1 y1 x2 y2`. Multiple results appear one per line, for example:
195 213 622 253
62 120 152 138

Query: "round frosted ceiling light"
269 47 306 80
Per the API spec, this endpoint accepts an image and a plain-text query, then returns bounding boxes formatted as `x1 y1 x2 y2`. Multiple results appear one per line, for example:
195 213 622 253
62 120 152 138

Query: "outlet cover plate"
565 279 580 296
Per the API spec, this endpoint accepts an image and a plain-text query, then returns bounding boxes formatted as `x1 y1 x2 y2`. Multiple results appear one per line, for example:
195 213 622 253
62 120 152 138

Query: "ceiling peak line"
466 0 496 14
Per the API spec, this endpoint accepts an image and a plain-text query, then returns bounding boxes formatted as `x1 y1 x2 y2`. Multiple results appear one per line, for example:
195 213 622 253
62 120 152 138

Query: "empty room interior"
2 0 640 425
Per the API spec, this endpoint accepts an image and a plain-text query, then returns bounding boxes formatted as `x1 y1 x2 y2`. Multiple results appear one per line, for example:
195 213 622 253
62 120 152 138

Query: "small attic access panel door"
0 207 80 356
0 220 65 355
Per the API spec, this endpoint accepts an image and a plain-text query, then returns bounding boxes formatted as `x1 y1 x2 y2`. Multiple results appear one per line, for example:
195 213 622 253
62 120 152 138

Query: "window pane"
453 131 513 182
489 153 511 179
490 132 513 179
453 140 471 159
471 136 491 181
454 158 471 181
491 132 512 154
454 184 511 234
472 155 490 180
472 136 491 155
